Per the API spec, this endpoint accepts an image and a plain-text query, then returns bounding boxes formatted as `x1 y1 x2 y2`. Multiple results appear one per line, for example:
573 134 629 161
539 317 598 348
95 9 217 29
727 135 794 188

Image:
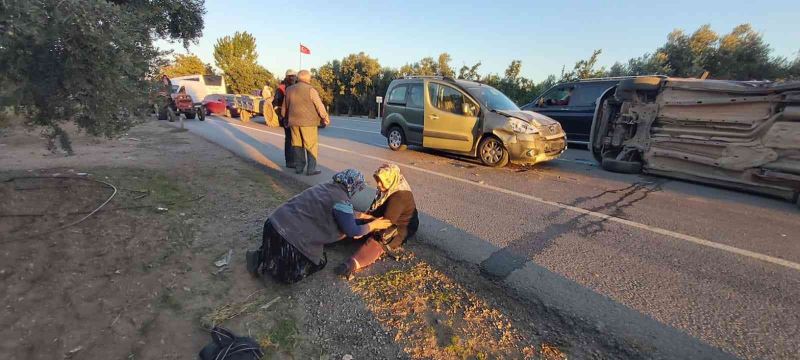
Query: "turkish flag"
299 44 311 54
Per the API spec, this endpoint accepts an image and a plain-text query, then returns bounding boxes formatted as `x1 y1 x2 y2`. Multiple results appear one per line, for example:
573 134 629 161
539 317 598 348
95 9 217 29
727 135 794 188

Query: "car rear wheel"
387 127 407 151
601 158 642 174
197 107 205 121
478 136 509 167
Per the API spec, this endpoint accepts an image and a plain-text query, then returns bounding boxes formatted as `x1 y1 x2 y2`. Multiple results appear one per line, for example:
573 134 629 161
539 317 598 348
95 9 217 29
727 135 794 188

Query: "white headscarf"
368 164 411 213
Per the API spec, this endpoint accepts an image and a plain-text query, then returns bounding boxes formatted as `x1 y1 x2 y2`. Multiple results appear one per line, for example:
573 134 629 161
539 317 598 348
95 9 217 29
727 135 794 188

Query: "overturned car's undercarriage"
590 76 800 207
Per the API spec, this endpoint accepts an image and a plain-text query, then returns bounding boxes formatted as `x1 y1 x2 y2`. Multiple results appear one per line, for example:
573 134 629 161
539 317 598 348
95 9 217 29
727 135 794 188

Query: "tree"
458 62 482 80
0 0 205 152
161 54 214 78
316 60 346 114
213 31 274 93
709 24 776 80
438 53 454 77
340 52 381 116
504 60 522 81
561 49 607 81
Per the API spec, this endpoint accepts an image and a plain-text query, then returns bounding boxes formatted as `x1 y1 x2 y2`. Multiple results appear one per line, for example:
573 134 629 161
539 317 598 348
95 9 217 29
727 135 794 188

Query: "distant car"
203 94 239 118
521 79 622 143
381 76 566 167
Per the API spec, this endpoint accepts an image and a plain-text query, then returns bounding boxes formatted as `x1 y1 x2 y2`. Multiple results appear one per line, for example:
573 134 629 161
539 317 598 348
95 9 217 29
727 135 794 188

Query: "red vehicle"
156 84 205 122
170 85 205 121
203 94 239 118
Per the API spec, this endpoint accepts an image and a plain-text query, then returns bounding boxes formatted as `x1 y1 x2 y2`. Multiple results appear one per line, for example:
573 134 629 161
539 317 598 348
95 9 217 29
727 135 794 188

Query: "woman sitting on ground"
335 164 419 278
246 169 392 284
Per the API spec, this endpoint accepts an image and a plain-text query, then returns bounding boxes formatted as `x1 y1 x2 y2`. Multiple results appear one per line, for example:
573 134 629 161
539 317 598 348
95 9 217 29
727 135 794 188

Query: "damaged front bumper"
506 133 567 165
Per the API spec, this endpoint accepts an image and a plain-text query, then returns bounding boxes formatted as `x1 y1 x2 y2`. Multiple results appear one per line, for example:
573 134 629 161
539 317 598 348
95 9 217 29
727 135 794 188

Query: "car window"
428 83 475 116
387 85 407 105
203 75 223 86
568 85 609 107
407 84 424 109
465 86 518 111
540 87 572 106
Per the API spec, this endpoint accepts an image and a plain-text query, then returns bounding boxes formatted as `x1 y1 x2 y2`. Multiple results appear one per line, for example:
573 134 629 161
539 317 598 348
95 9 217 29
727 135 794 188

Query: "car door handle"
429 114 439 120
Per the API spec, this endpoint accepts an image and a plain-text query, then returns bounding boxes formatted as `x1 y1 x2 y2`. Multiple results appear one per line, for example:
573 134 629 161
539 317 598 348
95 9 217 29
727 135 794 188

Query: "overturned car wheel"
601 158 642 174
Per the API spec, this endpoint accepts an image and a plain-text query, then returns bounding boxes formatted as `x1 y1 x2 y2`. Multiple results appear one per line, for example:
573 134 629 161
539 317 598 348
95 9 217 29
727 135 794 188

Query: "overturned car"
590 76 800 207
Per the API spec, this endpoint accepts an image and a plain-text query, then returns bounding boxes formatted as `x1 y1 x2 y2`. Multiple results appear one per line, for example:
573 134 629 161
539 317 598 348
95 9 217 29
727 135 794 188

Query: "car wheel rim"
389 131 402 148
482 140 502 164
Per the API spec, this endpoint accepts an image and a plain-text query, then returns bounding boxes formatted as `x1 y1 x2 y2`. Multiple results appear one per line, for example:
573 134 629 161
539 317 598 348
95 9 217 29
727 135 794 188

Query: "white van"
170 75 226 104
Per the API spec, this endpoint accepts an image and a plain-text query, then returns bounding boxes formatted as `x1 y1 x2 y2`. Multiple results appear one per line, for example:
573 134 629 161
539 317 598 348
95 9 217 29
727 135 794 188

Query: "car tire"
225 108 231 118
387 126 407 151
197 107 205 121
601 158 642 174
167 107 176 122
478 136 509 168
157 106 168 121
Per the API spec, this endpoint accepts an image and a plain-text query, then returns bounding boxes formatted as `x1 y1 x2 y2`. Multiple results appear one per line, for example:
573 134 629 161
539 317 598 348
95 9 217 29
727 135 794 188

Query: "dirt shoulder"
0 120 636 359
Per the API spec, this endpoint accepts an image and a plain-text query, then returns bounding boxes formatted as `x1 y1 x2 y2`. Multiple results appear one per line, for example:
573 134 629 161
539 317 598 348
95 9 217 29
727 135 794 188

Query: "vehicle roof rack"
402 75 457 83
577 75 666 82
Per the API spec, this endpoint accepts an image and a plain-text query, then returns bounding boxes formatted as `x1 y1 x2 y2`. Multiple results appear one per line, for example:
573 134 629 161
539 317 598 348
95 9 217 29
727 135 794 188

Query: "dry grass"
200 290 268 328
350 257 565 359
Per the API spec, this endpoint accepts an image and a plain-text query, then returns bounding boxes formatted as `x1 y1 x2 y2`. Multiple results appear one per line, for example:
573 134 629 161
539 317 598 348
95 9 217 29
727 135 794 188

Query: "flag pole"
299 43 302 71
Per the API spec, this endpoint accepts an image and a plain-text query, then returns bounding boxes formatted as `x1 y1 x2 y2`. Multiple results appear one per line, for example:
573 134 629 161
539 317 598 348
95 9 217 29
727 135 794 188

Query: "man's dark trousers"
283 126 294 167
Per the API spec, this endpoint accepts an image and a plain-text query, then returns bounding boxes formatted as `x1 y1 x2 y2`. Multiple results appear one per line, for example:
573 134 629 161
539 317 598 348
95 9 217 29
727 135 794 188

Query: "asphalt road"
169 115 799 359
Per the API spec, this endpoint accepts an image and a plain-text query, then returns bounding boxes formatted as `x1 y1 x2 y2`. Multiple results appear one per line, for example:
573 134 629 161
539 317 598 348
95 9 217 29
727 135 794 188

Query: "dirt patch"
0 120 635 359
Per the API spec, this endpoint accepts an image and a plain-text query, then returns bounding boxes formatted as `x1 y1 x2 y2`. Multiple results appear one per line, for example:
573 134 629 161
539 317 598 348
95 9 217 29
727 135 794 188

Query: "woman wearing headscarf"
335 164 419 278
246 169 392 284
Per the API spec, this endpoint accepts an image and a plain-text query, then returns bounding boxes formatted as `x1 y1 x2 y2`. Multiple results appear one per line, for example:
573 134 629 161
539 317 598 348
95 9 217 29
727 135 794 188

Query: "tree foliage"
561 49 606 81
0 0 205 150
610 23 797 80
213 31 275 94
162 54 215 78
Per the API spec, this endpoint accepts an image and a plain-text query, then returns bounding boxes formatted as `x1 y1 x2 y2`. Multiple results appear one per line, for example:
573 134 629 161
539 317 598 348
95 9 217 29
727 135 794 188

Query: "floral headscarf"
368 164 412 213
332 169 366 198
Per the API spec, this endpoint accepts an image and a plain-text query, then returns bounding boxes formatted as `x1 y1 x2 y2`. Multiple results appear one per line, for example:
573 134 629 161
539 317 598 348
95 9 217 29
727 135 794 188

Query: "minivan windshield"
466 86 520 111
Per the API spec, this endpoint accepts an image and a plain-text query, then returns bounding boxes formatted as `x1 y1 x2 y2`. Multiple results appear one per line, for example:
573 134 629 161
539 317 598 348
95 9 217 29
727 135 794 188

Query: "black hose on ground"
1 176 117 243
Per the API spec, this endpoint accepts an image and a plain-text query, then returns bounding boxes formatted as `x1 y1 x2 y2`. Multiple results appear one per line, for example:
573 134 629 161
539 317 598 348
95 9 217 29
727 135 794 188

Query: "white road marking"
331 117 381 125
205 117 800 272
326 125 381 134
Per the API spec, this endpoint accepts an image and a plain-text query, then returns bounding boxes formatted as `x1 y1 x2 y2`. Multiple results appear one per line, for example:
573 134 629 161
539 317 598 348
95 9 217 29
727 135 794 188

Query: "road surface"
169 115 799 359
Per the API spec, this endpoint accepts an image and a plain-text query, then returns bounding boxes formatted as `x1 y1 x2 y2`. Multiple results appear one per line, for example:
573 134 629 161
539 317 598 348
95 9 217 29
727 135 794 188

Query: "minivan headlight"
508 118 539 134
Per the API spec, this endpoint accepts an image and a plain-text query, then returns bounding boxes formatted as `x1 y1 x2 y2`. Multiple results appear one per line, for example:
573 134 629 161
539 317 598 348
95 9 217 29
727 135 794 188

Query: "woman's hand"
355 212 375 221
367 218 393 232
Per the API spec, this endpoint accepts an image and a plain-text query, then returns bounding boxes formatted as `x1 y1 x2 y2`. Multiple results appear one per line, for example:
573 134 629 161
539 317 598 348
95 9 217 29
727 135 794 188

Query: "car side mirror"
463 103 477 117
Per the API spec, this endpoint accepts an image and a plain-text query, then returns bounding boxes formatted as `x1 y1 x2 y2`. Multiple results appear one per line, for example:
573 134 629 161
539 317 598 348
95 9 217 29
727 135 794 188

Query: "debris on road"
64 346 83 358
214 249 233 268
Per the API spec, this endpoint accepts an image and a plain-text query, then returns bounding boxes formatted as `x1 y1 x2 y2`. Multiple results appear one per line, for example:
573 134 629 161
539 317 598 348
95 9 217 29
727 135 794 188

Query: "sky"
157 0 800 81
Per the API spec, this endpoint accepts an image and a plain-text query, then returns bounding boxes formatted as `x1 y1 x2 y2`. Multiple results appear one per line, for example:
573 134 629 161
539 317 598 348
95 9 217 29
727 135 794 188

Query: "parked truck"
590 76 800 207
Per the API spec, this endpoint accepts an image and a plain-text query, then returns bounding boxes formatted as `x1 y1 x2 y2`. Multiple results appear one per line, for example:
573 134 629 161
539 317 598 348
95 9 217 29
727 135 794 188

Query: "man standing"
282 70 330 176
273 70 297 168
